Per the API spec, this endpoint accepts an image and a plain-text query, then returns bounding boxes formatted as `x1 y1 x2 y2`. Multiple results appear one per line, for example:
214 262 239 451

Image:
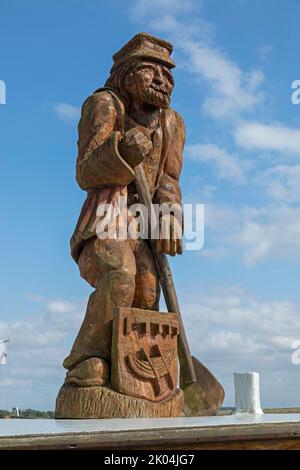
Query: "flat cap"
111 32 175 72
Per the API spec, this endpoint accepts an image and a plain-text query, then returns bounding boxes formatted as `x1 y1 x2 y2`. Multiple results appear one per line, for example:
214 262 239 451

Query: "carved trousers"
63 237 160 370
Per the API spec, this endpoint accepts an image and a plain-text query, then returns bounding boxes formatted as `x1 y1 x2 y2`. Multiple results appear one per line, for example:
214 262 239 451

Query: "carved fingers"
119 126 152 167
156 214 183 256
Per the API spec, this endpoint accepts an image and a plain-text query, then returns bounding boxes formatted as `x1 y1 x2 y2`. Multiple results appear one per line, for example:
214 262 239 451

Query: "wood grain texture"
111 307 180 402
55 384 183 419
61 32 224 419
2 421 300 450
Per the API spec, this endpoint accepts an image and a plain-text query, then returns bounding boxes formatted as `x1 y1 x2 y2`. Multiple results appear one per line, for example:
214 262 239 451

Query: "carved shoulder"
164 107 185 143
78 91 120 156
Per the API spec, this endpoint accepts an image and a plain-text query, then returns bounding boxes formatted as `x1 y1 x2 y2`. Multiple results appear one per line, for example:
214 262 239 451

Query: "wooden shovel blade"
181 356 225 417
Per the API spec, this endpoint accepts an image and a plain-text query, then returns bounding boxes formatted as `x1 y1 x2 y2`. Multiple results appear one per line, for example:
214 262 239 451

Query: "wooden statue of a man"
55 32 224 419
63 33 185 386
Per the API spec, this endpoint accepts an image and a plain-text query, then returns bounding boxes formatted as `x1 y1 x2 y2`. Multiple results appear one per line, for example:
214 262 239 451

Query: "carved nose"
153 69 164 84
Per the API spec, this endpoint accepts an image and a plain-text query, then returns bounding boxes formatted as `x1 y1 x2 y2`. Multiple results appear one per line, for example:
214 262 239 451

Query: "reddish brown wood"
55 32 224 418
55 384 183 419
111 307 180 402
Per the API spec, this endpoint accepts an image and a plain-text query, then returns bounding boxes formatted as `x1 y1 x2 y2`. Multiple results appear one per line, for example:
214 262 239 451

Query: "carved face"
125 60 174 109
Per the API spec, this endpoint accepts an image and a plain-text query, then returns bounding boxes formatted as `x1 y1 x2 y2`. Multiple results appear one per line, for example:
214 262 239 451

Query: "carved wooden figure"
55 32 223 419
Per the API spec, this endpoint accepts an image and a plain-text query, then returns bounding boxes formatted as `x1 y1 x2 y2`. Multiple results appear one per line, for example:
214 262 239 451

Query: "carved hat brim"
111 32 175 72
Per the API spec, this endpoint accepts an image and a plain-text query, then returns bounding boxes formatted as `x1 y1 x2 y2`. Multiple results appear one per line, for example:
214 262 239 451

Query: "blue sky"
1 0 300 410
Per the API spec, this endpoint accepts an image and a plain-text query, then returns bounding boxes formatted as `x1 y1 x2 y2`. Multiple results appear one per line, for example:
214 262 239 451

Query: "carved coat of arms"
111 307 180 402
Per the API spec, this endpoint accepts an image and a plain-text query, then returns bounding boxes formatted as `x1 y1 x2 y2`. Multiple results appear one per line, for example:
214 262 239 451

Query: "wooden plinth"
55 384 184 419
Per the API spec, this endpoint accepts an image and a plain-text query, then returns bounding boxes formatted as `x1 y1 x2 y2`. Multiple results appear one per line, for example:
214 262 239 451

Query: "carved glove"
119 126 152 168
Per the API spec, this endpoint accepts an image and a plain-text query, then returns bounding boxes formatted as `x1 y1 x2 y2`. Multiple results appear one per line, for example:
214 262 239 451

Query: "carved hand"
119 126 152 168
156 214 183 256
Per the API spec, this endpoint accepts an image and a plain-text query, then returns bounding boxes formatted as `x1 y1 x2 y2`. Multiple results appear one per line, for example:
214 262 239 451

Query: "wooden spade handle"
134 164 196 385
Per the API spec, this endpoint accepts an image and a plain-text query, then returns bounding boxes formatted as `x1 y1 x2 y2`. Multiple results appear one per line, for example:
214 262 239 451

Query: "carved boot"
64 357 109 387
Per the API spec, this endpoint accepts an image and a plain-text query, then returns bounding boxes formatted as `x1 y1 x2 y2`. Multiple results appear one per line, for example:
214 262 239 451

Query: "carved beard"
142 86 170 109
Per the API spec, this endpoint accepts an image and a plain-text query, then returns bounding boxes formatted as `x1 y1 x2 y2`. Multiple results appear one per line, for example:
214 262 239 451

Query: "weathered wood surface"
111 307 180 403
61 32 224 420
1 415 300 450
182 357 225 417
55 384 183 419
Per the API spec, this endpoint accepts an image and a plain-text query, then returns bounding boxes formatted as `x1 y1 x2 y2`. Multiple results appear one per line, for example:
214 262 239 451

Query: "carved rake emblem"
111 307 180 402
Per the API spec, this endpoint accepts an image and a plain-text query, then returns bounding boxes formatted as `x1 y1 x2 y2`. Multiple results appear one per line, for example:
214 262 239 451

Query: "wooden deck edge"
1 421 300 450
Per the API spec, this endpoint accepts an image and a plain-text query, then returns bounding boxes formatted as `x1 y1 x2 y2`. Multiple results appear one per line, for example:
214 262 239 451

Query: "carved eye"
139 66 155 75
162 70 174 87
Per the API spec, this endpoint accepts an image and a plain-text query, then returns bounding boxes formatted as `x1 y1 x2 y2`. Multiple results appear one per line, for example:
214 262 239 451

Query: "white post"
232 372 263 415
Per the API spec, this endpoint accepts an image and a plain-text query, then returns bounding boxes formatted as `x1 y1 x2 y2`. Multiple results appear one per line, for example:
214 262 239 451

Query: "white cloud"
149 14 213 41
257 164 300 203
182 39 264 119
181 287 300 407
130 0 300 267
53 103 80 124
1 289 300 409
185 143 250 183
204 204 300 266
234 122 300 157
241 207 300 266
270 336 296 350
131 0 196 19
0 298 85 410
130 0 300 270
46 299 78 314
131 2 264 121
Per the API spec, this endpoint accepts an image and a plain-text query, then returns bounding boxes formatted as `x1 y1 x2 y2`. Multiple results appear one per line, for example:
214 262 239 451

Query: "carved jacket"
70 88 185 262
